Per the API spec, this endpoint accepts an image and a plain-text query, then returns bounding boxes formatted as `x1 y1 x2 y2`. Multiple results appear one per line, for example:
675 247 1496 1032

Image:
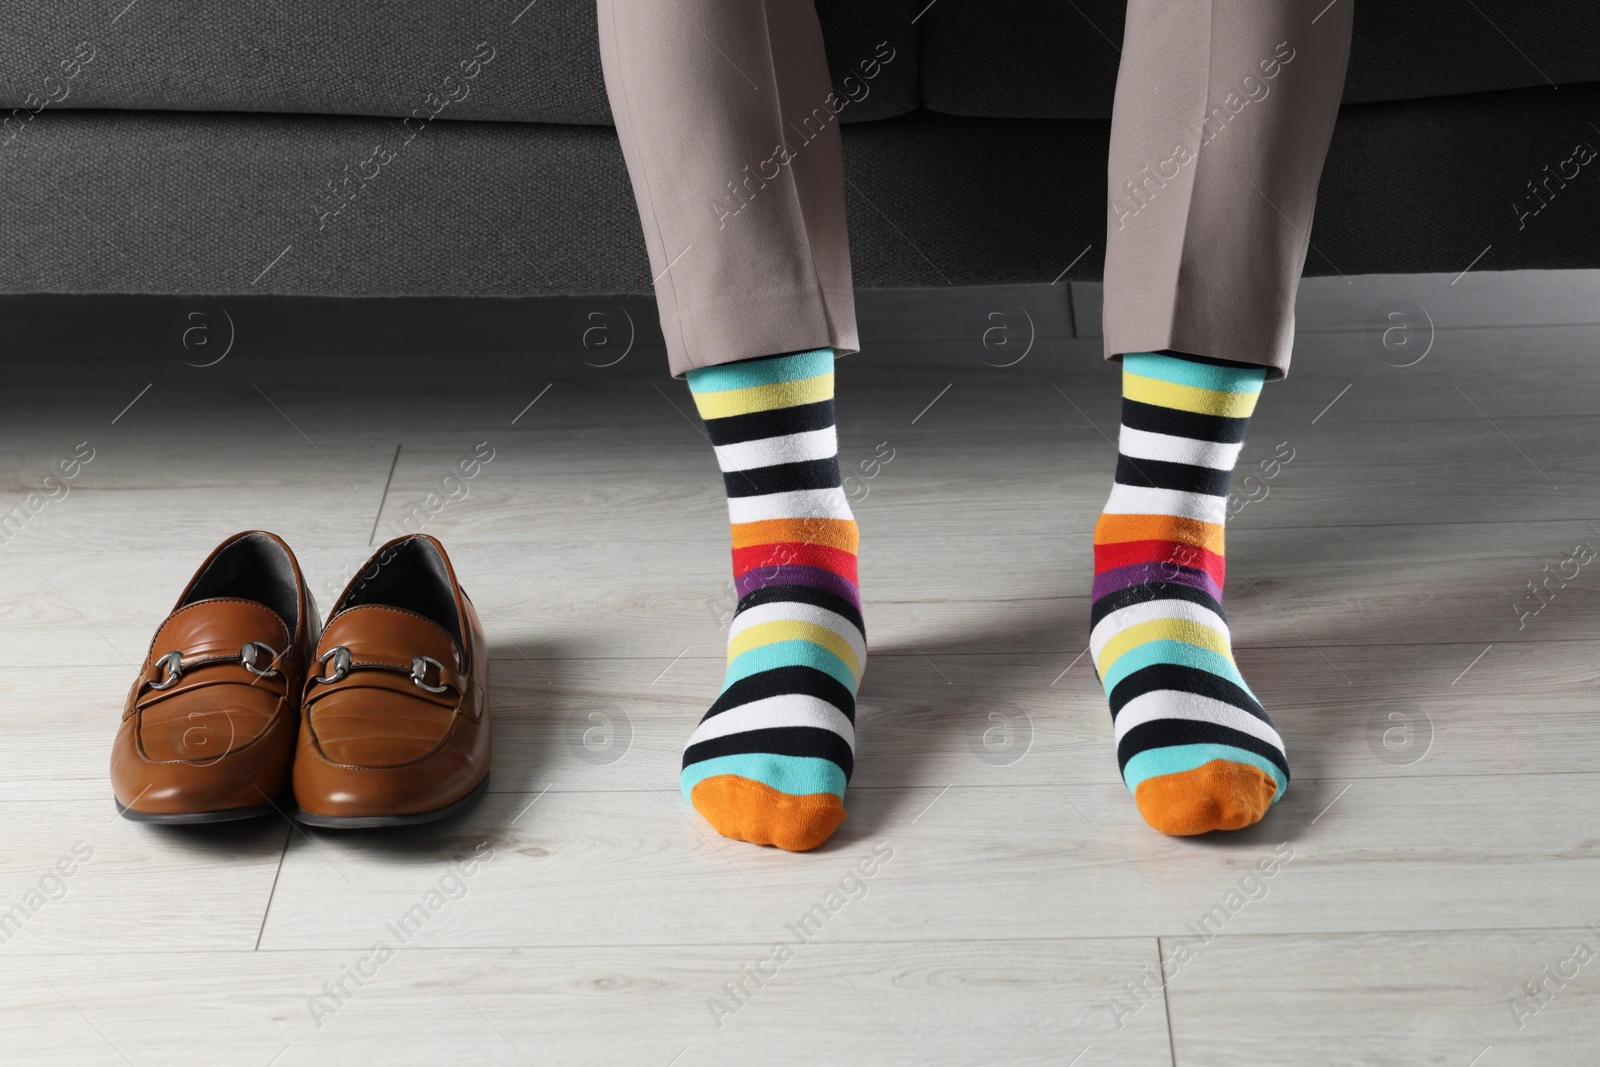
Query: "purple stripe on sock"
1092 562 1223 604
737 564 861 609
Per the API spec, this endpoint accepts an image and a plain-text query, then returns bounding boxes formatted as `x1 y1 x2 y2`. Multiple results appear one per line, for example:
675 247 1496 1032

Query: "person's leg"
598 0 863 850
597 0 857 375
1094 0 1352 834
1102 0 1352 375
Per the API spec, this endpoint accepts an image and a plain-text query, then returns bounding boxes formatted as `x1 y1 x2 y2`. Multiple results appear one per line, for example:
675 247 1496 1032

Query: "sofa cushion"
4 84 1595 298
920 0 1600 119
0 0 920 127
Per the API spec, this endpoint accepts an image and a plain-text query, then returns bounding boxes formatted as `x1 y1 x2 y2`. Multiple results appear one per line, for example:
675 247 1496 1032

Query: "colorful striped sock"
1090 352 1288 835
681 348 863 851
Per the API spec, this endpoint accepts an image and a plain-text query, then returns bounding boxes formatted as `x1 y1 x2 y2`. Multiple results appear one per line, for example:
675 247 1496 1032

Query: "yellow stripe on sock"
727 619 862 678
1124 373 1261 419
691 373 833 420
1098 617 1234 673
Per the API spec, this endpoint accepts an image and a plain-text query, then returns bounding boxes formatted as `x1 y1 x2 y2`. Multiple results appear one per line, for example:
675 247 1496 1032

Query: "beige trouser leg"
597 0 858 377
1103 0 1353 378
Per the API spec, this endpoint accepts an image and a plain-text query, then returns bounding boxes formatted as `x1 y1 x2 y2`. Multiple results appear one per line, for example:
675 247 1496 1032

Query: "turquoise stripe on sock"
1101 640 1255 699
686 348 834 394
680 753 847 800
1123 352 1265 395
1122 744 1287 801
724 640 859 693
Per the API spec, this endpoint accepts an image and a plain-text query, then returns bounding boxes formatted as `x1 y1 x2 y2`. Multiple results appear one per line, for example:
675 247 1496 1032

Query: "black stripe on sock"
1158 350 1270 372
724 457 841 498
704 399 835 446
683 727 854 780
1090 582 1227 629
1120 398 1248 444
735 585 865 637
705 665 857 723
1108 663 1268 722
1114 455 1232 497
1117 720 1289 781
730 350 817 366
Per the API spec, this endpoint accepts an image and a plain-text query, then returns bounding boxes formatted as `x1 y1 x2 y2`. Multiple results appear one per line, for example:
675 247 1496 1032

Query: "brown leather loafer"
292 534 490 828
111 531 319 823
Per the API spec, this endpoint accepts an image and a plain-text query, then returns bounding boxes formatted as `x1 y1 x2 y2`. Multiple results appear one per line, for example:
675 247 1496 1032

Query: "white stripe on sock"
1114 690 1283 751
1102 483 1226 524
714 427 838 472
1116 426 1242 471
687 694 856 749
727 487 852 524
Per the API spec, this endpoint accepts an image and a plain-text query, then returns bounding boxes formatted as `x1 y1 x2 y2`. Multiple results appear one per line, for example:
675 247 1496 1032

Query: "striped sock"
1090 352 1288 835
681 349 863 851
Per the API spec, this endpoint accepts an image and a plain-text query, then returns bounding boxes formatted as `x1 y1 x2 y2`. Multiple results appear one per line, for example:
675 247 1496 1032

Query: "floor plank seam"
1157 936 1179 1067
253 827 292 952
17 923 1600 960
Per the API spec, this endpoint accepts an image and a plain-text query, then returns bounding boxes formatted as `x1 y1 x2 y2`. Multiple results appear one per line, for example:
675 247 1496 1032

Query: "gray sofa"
1 1 1596 299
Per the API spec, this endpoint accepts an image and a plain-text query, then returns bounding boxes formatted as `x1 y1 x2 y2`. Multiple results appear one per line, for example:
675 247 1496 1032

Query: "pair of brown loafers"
110 531 490 828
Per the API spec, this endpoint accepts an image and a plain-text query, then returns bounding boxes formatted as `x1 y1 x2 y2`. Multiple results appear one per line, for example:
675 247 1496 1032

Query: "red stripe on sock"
1094 539 1226 586
733 542 859 583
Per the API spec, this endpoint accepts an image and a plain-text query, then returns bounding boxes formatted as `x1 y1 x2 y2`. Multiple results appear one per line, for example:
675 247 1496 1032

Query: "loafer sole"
114 798 279 824
291 773 491 829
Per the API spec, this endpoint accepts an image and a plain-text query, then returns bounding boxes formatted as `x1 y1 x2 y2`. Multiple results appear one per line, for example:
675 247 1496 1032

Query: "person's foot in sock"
1090 352 1289 834
680 349 864 851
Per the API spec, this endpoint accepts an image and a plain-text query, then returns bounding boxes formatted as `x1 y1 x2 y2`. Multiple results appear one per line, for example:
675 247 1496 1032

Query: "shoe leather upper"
293 534 490 818
111 531 318 814
133 599 293 761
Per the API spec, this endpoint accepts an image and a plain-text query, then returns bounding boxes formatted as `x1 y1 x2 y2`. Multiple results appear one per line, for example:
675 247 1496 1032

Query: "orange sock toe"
1133 760 1277 835
690 775 846 851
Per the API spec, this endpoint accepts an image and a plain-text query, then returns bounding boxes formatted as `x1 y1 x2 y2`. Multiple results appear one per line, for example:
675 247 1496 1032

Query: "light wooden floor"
2 271 1598 1066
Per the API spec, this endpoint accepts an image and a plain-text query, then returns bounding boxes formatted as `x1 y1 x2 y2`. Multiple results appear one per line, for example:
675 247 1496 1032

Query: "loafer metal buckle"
148 650 184 690
240 641 281 679
411 655 449 693
316 646 353 685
